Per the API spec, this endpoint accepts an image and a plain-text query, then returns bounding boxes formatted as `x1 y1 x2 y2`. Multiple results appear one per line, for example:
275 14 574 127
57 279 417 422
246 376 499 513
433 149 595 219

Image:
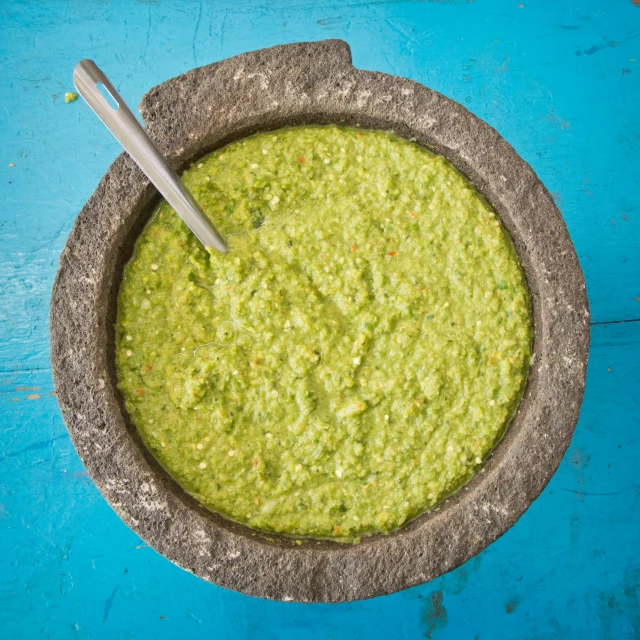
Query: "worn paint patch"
67 470 88 478
569 448 591 471
444 567 469 595
494 56 509 74
59 572 74 595
623 568 640 636
441 555 482 595
505 596 520 614
590 567 640 637
421 591 448 638
567 447 591 498
548 108 571 130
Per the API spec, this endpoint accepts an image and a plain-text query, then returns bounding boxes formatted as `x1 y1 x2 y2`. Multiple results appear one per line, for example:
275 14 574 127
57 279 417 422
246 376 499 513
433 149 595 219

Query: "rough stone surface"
50 40 590 603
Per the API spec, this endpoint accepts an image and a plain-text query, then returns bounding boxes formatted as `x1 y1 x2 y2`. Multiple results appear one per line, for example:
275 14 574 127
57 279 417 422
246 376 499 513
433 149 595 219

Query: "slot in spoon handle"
73 59 228 254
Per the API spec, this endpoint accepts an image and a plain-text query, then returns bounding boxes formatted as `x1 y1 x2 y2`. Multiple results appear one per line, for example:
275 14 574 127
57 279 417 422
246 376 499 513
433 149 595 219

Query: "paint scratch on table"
192 1 203 66
318 16 346 26
577 31 640 56
562 486 636 497
0 434 66 462
103 585 119 623
143 6 151 61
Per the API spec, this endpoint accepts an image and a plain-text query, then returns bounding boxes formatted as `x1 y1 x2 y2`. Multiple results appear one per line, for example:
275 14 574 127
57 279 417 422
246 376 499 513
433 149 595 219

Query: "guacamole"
116 126 531 541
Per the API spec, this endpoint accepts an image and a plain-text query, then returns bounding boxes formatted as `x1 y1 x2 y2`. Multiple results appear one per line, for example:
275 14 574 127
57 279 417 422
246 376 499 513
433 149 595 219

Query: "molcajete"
50 40 589 602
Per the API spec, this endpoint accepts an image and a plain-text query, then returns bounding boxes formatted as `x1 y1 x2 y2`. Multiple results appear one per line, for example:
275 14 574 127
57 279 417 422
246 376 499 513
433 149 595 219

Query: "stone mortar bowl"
50 40 590 603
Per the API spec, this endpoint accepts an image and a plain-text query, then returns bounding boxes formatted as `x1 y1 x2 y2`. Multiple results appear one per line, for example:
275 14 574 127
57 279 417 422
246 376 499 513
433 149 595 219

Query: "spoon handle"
73 59 228 254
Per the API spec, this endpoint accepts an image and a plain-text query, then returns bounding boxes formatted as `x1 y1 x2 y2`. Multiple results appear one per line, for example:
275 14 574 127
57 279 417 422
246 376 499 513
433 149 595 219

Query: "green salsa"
116 126 531 541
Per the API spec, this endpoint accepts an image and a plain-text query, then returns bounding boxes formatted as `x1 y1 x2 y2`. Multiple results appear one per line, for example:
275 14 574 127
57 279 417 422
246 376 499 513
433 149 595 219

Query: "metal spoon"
73 59 228 254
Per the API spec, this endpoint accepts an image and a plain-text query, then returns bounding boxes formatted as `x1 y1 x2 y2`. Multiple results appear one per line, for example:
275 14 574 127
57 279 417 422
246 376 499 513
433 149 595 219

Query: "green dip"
116 125 531 541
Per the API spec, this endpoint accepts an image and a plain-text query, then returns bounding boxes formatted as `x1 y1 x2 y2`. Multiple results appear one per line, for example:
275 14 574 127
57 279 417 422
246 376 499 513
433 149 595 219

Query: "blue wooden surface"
1 0 639 637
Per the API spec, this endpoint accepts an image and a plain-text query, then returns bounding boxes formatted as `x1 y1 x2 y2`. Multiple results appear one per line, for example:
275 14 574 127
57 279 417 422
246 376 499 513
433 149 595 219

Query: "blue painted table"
1 1 639 637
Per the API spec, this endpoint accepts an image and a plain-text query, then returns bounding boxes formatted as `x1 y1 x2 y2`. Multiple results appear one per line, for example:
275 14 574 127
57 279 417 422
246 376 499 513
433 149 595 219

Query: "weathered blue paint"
1 0 639 637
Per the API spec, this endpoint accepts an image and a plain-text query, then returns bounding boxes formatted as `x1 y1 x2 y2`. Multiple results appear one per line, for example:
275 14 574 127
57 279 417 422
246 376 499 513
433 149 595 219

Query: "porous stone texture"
50 40 589 603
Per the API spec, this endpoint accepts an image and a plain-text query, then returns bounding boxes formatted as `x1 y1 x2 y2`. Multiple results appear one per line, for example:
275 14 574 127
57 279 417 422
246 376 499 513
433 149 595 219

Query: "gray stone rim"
50 40 589 603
